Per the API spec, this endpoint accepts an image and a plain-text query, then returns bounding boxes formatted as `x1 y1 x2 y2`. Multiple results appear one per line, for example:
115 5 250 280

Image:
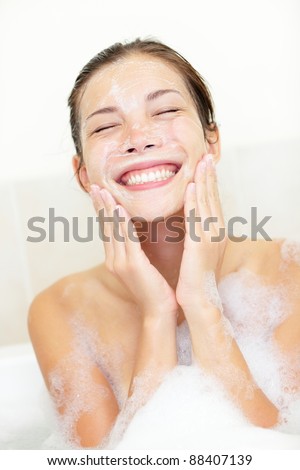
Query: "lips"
121 163 180 185
116 160 181 186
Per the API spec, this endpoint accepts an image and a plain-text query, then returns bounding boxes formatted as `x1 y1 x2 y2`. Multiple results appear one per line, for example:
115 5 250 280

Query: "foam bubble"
203 270 224 312
47 313 125 447
280 239 300 266
47 259 300 448
176 319 192 365
105 368 159 449
217 259 300 435
218 267 289 338
4 240 300 449
108 365 299 449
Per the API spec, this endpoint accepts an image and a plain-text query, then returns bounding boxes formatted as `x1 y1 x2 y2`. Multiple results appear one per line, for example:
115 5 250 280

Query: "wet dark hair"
68 37 218 172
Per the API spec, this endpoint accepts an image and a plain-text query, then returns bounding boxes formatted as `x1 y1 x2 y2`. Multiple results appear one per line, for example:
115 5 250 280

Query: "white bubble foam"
199 270 224 314
108 364 300 449
46 259 300 449
110 365 247 449
4 240 300 449
176 319 192 365
218 267 288 339
105 368 160 449
280 239 300 266
105 251 300 449
46 313 125 447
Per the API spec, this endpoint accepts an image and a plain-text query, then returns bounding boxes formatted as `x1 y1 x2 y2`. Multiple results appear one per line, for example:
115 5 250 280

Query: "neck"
136 209 186 325
106 209 187 324
137 209 185 289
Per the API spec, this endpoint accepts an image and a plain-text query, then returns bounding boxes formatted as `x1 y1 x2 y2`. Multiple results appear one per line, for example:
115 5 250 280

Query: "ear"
205 124 221 163
72 155 91 193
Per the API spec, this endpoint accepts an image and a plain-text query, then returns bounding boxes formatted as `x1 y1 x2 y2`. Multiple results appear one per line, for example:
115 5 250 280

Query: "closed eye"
155 108 180 116
93 124 119 134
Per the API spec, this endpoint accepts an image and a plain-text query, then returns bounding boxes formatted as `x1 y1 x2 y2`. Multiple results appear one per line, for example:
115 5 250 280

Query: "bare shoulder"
27 265 107 378
28 265 105 323
236 237 300 353
225 236 300 284
28 266 121 447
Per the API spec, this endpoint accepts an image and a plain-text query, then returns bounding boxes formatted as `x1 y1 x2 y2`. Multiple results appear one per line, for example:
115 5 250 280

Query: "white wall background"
0 0 299 345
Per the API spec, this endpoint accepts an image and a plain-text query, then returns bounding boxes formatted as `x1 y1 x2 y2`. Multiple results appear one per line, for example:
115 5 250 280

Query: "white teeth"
141 173 148 182
126 169 176 186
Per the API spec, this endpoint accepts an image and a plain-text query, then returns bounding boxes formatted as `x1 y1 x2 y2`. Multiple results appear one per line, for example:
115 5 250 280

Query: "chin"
127 200 184 223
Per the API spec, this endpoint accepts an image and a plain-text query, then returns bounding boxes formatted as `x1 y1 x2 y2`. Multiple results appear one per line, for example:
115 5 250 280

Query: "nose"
119 126 162 155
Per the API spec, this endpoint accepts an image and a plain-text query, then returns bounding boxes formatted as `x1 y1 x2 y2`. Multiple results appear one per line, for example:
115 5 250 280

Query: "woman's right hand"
89 185 179 319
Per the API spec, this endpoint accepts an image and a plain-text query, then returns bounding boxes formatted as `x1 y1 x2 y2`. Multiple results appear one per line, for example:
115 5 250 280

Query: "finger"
98 189 117 269
195 159 212 238
110 203 127 265
117 204 146 263
206 160 227 246
100 189 128 264
90 185 113 259
183 182 202 241
206 158 225 229
89 184 103 213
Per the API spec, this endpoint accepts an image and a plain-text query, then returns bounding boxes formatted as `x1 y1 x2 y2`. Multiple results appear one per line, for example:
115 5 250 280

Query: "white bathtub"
0 342 53 449
1 342 300 450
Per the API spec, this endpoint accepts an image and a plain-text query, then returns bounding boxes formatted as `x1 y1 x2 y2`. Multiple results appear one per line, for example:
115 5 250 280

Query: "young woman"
28 38 300 448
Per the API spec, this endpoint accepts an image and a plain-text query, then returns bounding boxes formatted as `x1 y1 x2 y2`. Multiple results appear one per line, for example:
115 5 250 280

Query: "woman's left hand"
175 160 280 428
176 154 228 318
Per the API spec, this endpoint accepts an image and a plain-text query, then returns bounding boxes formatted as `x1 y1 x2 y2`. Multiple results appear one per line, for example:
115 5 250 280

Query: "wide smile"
116 162 182 191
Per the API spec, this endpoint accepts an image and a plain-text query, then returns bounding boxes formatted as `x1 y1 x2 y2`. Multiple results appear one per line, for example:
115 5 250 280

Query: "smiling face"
74 53 219 220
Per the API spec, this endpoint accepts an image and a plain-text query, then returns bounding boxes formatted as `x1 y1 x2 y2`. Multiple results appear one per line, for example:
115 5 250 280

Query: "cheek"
171 117 206 154
83 139 120 181
84 138 119 161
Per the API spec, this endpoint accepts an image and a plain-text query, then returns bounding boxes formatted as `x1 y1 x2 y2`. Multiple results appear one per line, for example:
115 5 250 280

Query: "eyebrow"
86 106 119 121
146 88 181 101
85 89 182 121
